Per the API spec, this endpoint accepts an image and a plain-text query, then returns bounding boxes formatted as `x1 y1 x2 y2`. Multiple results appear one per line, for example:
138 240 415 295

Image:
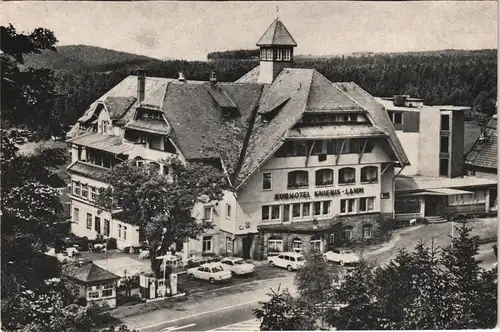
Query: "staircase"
426 216 448 224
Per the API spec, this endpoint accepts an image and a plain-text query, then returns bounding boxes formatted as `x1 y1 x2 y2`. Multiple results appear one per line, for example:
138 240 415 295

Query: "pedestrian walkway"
208 318 261 331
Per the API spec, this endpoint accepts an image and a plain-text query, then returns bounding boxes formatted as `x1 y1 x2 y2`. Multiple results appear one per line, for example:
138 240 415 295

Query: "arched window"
342 226 353 241
310 235 322 252
268 236 283 255
361 166 378 183
338 167 356 184
287 170 309 189
315 169 333 186
292 238 302 253
363 224 373 239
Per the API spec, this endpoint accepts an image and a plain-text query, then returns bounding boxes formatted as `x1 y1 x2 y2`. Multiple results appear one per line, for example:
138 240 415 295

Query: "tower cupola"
256 18 297 84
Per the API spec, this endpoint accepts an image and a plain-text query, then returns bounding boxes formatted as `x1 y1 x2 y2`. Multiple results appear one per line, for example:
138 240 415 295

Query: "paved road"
125 277 295 332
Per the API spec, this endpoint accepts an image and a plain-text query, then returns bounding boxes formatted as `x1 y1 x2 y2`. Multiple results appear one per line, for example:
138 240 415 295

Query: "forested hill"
23 45 162 71
42 48 498 129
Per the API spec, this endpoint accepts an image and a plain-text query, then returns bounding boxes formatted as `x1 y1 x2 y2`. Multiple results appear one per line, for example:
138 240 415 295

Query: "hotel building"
66 18 409 260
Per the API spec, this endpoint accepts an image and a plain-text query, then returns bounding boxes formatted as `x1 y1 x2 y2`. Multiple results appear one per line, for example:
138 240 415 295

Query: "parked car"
220 257 255 276
186 256 222 268
187 263 232 284
267 252 306 271
323 248 360 267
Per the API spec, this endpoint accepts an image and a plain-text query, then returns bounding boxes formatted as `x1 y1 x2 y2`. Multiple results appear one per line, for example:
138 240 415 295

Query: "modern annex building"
66 19 409 260
377 96 497 222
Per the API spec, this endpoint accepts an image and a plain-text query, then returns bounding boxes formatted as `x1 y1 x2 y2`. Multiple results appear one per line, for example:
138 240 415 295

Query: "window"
283 204 290 222
363 225 373 239
262 205 270 220
226 204 231 219
361 166 378 183
271 205 280 220
204 206 213 221
322 201 331 215
440 158 449 176
268 237 283 254
288 170 309 189
266 49 273 60
315 169 333 186
90 186 97 201
342 227 353 241
340 199 356 214
81 184 88 199
440 136 449 153
74 208 79 223
328 233 335 245
262 205 281 221
292 238 302 253
73 182 81 196
135 157 144 168
261 48 267 60
394 113 402 125
276 49 283 60
284 49 291 61
102 282 114 298
441 114 450 131
86 213 92 229
118 224 122 238
313 201 321 216
262 173 272 190
359 197 375 212
123 226 127 240
202 236 213 252
292 203 301 218
302 203 311 217
310 236 321 252
313 141 326 155
339 167 356 184
395 197 421 214
226 237 232 253
88 290 100 299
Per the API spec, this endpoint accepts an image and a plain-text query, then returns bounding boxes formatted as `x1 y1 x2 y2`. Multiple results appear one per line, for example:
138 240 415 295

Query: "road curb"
189 276 293 297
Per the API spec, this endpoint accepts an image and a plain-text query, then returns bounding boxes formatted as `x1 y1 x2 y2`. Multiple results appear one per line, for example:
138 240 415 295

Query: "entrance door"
490 188 498 210
95 217 101 234
425 197 439 216
242 234 253 259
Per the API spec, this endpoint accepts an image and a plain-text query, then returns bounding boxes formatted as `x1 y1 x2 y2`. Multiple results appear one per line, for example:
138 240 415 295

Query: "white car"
267 252 306 271
187 263 232 284
323 248 360 267
221 257 255 276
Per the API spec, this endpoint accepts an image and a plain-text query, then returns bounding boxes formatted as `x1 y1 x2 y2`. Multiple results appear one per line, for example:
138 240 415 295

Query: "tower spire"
276 5 279 19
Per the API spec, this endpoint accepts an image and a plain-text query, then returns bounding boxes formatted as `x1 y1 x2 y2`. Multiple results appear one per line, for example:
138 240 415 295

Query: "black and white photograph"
0 1 498 331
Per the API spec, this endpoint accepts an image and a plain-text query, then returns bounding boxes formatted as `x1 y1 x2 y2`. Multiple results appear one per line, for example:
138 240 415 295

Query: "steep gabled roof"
257 19 297 47
103 96 137 119
465 116 497 170
62 262 119 283
333 82 410 166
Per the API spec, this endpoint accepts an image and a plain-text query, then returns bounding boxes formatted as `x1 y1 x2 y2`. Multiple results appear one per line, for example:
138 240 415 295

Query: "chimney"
210 71 217 86
178 72 186 83
137 69 145 104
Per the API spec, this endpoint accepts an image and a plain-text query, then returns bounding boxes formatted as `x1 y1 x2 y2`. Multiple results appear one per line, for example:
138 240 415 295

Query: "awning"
67 132 133 155
399 188 473 197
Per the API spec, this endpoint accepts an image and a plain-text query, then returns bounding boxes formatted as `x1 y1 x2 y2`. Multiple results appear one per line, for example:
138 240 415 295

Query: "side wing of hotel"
65 19 497 261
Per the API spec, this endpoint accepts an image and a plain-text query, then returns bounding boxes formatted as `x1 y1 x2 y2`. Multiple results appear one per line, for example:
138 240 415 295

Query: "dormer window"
260 48 267 60
266 49 273 60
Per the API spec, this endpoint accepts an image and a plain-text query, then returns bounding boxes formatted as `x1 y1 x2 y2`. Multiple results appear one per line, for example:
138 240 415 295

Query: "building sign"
381 192 390 199
275 187 365 200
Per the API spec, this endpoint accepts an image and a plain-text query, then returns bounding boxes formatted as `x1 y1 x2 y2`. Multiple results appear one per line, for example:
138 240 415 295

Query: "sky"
0 2 497 61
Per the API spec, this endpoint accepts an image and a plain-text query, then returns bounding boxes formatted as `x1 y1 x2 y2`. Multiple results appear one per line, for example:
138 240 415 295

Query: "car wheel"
339 260 345 266
189 274 195 280
287 265 293 272
209 277 215 284
323 255 328 262
269 261 275 268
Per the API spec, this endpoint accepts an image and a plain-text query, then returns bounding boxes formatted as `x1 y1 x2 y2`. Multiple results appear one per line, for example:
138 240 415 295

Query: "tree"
1 24 60 137
96 157 226 277
473 91 496 116
254 286 317 331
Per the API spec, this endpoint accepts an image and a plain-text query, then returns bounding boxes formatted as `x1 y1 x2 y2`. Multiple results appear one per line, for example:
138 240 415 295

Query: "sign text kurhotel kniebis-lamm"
274 187 365 200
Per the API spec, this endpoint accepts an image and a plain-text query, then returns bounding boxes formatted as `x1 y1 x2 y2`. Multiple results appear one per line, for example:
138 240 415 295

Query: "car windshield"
211 266 223 273
342 249 353 254
234 260 245 265
297 256 305 261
